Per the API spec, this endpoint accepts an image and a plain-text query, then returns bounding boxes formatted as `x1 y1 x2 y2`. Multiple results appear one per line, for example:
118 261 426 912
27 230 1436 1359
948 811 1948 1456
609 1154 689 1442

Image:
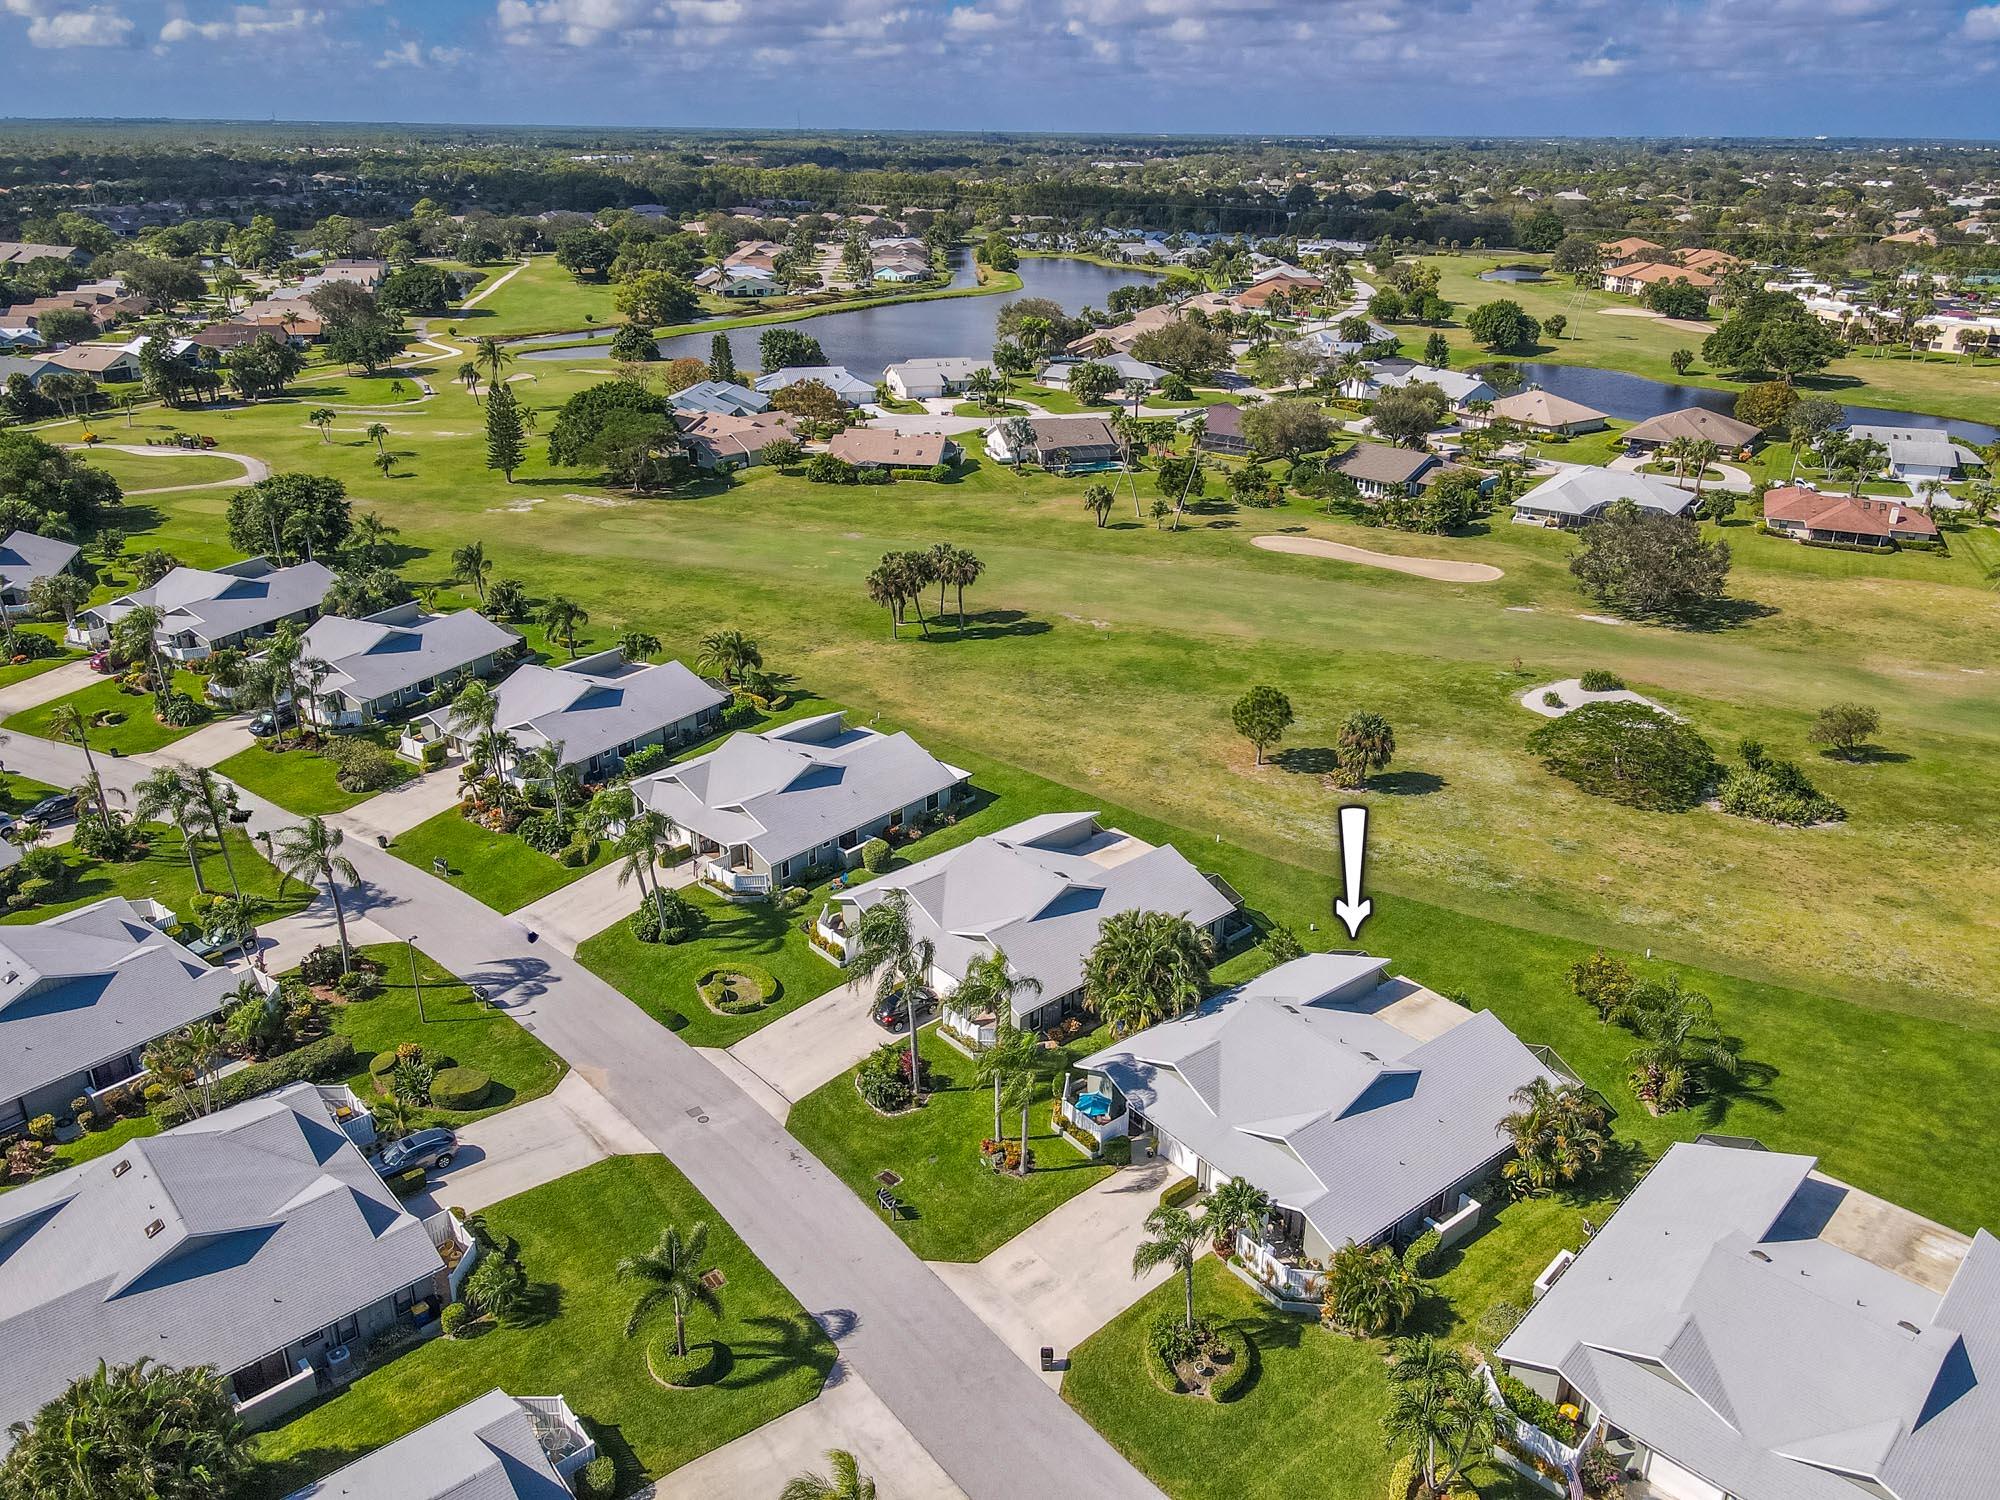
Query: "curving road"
0 726 1162 1500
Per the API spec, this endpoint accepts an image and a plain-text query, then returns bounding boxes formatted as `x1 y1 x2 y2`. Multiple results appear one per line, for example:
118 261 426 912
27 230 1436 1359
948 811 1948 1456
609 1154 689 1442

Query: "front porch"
698 855 772 899
1056 1071 1130 1150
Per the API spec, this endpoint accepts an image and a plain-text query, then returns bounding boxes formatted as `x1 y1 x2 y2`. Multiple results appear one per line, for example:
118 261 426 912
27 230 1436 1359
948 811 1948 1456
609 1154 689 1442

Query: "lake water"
516 252 1161 381
1512 362 1999 444
1480 267 1548 283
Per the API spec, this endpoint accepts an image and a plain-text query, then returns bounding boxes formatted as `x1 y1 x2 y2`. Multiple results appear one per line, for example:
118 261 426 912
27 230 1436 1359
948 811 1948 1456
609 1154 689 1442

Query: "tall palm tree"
1333 711 1396 790
1202 1176 1270 1256
1131 1203 1204 1331
347 510 397 569
1381 1336 1495 1496
613 807 673 921
936 545 984 631
110 602 172 711
273 817 360 973
473 335 514 392
134 764 209 896
971 1007 1042 1144
1081 909 1212 1036
458 364 482 403
365 422 390 454
540 596 587 659
309 408 336 443
1500 1078 1610 1194
450 540 492 603
47 703 116 831
190 767 246 908
780 1449 876 1500
520 738 571 838
618 1221 719 1359
853 888 934 1093
697 628 762 684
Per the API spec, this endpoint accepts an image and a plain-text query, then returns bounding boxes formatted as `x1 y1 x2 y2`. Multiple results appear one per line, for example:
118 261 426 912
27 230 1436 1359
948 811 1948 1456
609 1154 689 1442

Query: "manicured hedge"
156 1035 357 1126
429 1066 492 1112
1208 1325 1253 1401
696 963 778 1015
1160 1175 1200 1209
647 1335 722 1388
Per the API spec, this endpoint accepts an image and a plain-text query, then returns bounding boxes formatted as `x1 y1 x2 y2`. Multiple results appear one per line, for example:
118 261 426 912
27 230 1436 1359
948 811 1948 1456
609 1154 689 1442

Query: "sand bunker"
1252 534 1502 582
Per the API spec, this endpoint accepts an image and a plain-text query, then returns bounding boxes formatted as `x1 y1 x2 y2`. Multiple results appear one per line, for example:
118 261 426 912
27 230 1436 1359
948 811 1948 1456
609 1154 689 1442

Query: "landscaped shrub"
1207 1325 1252 1401
558 841 592 868
1160 1175 1200 1209
464 1247 530 1321
1403 1226 1443 1277
1542 690 1565 708
429 1066 492 1111
421 739 449 768
621 743 670 778
1528 701 1717 812
1717 742 1844 826
73 1108 96 1133
856 1042 925 1113
440 1302 470 1338
859 837 891 873
573 1456 619 1500
696 964 779 1015
803 454 858 485
157 691 207 727
647 1334 722 1387
156 1034 356 1126
927 462 954 482
325 736 402 792
26 1114 55 1142
385 1165 429 1196
368 1050 400 1085
515 813 566 854
1578 668 1625 693
297 945 345 988
1497 1369 1573 1436
1385 1453 1418 1500
1102 1134 1132 1166
6 1137 52 1182
336 966 381 999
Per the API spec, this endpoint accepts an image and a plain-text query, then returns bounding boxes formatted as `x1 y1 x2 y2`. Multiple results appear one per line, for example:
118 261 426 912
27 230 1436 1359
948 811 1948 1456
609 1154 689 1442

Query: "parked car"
376 1127 457 1176
87 651 113 674
873 988 935 1031
20 792 77 826
184 931 255 964
249 705 296 737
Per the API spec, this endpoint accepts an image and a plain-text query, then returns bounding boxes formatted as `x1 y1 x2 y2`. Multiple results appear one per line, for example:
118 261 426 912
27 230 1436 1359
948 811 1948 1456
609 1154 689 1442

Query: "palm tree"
780 1449 876 1500
540 596 587 659
213 266 246 311
458 363 482 403
1131 1203 1204 1332
1202 1176 1270 1256
447 677 501 757
0 1357 250 1500
1333 711 1396 790
1083 482 1115 526
618 1221 719 1359
618 629 662 662
1324 1241 1420 1337
273 817 360 973
374 450 395 481
309 407 336 443
450 540 492 603
698 628 761 684
521 738 572 838
365 422 390 453
1500 1078 1610 1194
1610 977 1738 1113
473 335 514 393
347 510 397 568
1081 908 1212 1036
936 545 984 631
110 602 172 711
190 767 246 908
1381 1336 1495 1496
613 807 673 921
971 1008 1042 1143
852 888 934 1094
134 764 209 896
47 703 116 831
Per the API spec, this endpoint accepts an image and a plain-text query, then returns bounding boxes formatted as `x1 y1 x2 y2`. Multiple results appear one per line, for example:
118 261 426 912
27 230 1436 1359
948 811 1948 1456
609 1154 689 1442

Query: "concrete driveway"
418 1071 656 1214
653 1361 961 1499
930 1154 1186 1387
254 906 400 972
144 717 255 770
725 974 892 1109
331 765 466 842
511 856 694 948
0 659 98 719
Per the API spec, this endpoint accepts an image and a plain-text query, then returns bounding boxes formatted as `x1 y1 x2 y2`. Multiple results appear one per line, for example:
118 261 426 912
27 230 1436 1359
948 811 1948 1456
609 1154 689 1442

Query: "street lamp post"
409 936 426 1023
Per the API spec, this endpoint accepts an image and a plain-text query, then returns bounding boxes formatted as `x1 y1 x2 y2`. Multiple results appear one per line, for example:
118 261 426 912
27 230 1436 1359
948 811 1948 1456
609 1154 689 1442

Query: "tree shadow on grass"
1273 746 1338 776
934 609 1051 641
1693 1051 1782 1129
1817 745 1910 765
1657 595 1779 632
504 1280 565 1330
715 1312 838 1392
1371 769 1447 796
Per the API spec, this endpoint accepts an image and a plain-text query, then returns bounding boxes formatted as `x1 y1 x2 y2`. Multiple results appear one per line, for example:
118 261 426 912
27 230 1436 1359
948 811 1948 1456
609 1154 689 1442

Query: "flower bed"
695 963 779 1016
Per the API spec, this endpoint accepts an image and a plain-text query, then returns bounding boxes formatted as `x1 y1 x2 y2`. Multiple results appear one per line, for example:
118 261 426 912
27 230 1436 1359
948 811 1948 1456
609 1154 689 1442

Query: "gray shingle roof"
299 605 519 709
1499 1142 2000 1500
86 557 335 644
636 711 968 869
1514 467 1696 519
839 812 1236 1011
284 1390 573 1500
0 897 242 1109
1078 956 1558 1249
0 1082 444 1439
1620 406 1762 446
419 649 725 769
752 366 876 402
0 529 79 594
1846 424 1980 473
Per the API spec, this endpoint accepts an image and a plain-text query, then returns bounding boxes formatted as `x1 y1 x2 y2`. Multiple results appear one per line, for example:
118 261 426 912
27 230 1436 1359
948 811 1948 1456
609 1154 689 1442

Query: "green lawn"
4 671 213 755
327 943 567 1126
0 650 76 690
575 884 843 1048
388 807 614 914
68 447 248 492
788 1025 1114 1261
0 770 61 816
217 730 418 815
47 1111 161 1172
0 822 310 928
1064 1198 1600 1500
246 1155 836 1499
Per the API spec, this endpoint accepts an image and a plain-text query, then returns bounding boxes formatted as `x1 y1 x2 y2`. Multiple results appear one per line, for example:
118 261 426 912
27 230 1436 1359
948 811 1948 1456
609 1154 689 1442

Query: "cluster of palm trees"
1659 434 1723 508
455 336 514 405
1130 1177 1272 1334
1080 908 1214 1036
1381 1335 1497 1497
863 543 984 638
1499 1077 1611 1194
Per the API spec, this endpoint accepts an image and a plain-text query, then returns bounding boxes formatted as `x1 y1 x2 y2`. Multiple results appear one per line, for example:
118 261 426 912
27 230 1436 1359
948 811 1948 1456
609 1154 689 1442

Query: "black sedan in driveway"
20 792 77 827
873 988 936 1031
376 1127 458 1176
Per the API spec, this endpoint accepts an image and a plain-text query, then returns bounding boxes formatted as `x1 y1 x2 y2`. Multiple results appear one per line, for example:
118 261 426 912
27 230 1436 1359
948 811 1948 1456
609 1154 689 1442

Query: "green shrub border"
1160 1175 1200 1209
695 963 780 1015
157 1035 356 1126
429 1065 492 1111
646 1335 723 1388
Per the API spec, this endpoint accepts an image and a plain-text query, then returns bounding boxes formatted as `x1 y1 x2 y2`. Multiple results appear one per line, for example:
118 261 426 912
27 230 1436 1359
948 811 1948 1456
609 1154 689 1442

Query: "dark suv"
376 1128 458 1176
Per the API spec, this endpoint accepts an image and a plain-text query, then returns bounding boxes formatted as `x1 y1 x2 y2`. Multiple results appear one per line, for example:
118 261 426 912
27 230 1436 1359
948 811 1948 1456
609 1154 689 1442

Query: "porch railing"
516 1394 597 1479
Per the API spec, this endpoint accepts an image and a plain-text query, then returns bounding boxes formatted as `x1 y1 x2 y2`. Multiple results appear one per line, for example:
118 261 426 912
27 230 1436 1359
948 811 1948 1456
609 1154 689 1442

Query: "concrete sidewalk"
332 765 465 842
0 659 97 719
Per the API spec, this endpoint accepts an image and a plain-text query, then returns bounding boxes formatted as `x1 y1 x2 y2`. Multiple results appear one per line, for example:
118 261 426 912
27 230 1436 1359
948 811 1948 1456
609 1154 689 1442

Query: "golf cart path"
63 443 270 493
1252 533 1504 582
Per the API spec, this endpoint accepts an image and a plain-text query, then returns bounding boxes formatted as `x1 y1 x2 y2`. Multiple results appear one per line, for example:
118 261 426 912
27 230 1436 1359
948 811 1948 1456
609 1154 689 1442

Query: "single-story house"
676 409 801 470
723 239 782 272
0 1081 468 1440
1233 273 1323 312
634 710 970 897
72 556 336 661
1478 389 1611 435
0 241 85 267
1355 360 1496 411
985 414 1123 472
1038 353 1165 390
0 326 46 351
288 603 521 728
1844 424 1982 483
668 379 771 418
1602 261 1716 296
1763 486 1940 548
282 1388 597 1500
0 355 55 389
753 365 876 405
406 647 726 781
1513 468 1697 527
1070 954 1563 1289
1499 1140 2000 1500
1197 402 1248 455
1598 236 1665 262
1065 302 1178 357
0 528 81 617
1335 442 1440 498
0 896 259 1136
821 811 1240 1046
716 269 782 298
826 427 960 470
873 259 931 283
883 356 985 401
1619 406 1761 455
1294 321 1396 360
189 321 268 355
40 344 140 382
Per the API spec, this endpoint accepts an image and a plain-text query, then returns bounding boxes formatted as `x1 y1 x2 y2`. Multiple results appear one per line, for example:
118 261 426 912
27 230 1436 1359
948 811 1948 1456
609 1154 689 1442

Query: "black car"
20 793 76 826
249 705 296 737
873 988 935 1032
377 1127 458 1176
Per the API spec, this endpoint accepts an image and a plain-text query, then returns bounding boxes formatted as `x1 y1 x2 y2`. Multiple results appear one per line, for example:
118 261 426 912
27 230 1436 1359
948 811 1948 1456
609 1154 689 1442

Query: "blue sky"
2 0 1999 138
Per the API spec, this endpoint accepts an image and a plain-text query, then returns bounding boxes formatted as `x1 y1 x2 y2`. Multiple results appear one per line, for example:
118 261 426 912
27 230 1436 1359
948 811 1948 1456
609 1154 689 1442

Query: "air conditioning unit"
324 1345 353 1382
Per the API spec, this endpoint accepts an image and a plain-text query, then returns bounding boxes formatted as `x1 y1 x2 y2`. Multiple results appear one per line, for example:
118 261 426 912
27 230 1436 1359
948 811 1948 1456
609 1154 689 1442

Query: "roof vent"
112 1159 130 1177
1749 1249 1771 1262
144 1219 164 1238
1898 1320 1923 1336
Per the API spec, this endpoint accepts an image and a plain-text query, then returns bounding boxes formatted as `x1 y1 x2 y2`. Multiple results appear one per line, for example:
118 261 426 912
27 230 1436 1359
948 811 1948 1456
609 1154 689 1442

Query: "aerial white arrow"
1334 804 1372 939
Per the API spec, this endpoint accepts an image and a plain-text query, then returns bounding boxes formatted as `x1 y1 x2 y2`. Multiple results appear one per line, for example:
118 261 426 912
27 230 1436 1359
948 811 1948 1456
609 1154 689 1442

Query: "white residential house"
285 603 522 728
1512 468 1698 527
1038 353 1166 389
70 556 335 661
632 710 970 898
1349 358 1496 411
0 528 81 617
1844 423 1983 485
820 811 1242 1045
0 1082 471 1441
1499 1140 2000 1500
283 1389 597 1500
404 647 727 780
752 365 877 404
1069 954 1568 1299
883 356 986 401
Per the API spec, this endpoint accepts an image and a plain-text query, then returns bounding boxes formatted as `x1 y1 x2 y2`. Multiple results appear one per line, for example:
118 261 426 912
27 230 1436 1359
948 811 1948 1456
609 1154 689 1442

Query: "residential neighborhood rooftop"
296 603 520 711
84 556 336 646
283 1389 587 1500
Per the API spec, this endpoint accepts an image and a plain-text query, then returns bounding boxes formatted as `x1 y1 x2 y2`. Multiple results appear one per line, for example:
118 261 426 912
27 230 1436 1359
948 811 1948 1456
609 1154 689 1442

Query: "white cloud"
159 5 324 43
10 3 133 46
1575 52 1628 76
377 36 465 66
1965 3 2000 39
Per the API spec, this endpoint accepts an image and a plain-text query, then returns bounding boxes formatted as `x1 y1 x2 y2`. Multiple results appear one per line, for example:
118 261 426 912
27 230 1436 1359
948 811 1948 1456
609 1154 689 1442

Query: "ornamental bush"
429 1066 492 1111
440 1302 470 1338
297 945 345 988
859 837 891 873
1207 1326 1253 1401
573 1456 620 1500
157 691 207 727
621 743 670 778
648 1334 722 1387
157 1035 356 1126
325 735 402 792
1578 668 1625 693
1527 701 1717 812
696 964 778 1014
